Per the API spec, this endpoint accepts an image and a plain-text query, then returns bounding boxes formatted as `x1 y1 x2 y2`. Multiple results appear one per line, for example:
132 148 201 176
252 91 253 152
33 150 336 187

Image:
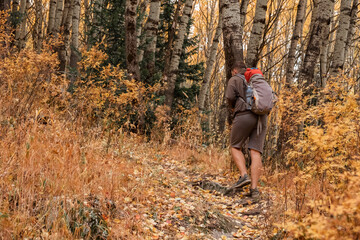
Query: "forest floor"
115 140 275 239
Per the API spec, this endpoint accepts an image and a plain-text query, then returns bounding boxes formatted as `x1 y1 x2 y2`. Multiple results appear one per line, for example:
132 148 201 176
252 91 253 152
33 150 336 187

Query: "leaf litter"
119 148 272 239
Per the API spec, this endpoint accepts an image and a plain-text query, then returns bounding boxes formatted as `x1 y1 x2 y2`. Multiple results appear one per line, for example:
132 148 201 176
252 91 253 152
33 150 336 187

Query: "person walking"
225 62 268 200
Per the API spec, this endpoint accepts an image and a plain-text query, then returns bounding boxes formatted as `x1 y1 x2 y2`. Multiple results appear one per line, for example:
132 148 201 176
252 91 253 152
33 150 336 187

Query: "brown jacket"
225 74 249 123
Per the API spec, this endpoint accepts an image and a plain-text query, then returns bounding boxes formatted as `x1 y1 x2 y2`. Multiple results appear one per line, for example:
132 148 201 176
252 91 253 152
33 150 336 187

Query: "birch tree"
15 0 26 49
246 0 268 68
47 0 57 35
319 5 333 87
285 0 307 85
136 0 149 51
33 0 43 52
199 18 222 111
53 0 64 35
298 0 334 89
330 0 352 75
164 0 194 108
58 0 72 72
70 0 80 71
344 0 359 61
239 0 250 29
139 0 161 74
218 0 244 132
125 0 140 81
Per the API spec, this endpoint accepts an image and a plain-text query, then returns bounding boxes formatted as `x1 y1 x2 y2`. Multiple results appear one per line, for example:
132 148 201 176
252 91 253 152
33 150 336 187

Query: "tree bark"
15 0 26 49
53 0 64 36
285 0 307 86
330 0 352 75
58 0 72 73
163 0 183 79
139 0 161 74
136 0 149 51
47 0 57 35
199 17 222 111
246 0 268 68
33 0 43 52
218 0 245 133
239 0 250 31
320 4 334 87
70 0 80 71
298 0 334 89
344 0 359 62
125 0 140 81
164 0 193 108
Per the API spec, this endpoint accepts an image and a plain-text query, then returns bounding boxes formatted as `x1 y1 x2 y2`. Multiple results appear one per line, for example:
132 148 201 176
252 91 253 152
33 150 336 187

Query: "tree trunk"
319 4 334 87
344 0 359 62
164 0 193 108
33 0 43 52
239 0 250 31
298 0 334 89
218 0 245 133
136 0 149 51
285 0 307 86
70 0 80 71
58 0 72 73
199 17 222 111
15 0 26 49
246 0 268 68
47 0 57 35
330 0 352 75
163 1 183 78
125 0 140 81
53 0 64 36
140 0 161 74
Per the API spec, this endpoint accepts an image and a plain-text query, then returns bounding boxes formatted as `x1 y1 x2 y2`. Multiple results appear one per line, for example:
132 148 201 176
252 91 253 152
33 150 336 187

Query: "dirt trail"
135 153 272 239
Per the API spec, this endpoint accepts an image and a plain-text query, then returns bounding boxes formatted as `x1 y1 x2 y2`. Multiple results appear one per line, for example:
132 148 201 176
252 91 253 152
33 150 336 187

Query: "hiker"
225 62 268 200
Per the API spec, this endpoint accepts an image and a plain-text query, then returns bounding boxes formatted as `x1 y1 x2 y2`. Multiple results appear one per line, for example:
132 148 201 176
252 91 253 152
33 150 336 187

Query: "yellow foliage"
273 76 360 239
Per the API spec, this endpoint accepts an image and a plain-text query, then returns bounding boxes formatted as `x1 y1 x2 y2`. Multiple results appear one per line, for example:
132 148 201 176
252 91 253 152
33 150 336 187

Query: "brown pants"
230 112 267 154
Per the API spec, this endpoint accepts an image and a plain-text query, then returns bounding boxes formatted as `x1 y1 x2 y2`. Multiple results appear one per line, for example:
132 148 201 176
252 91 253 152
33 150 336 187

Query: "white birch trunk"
47 0 57 35
15 0 26 48
218 0 244 133
285 0 307 85
33 0 43 52
320 4 334 87
164 0 194 108
53 0 64 35
330 0 352 74
344 0 359 62
58 0 72 73
199 18 222 111
239 0 250 29
70 0 80 70
136 0 149 50
140 0 161 74
246 0 268 68
299 0 334 88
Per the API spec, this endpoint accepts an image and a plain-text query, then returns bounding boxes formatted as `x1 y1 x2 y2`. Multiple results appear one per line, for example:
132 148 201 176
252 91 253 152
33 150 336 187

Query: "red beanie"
244 68 263 82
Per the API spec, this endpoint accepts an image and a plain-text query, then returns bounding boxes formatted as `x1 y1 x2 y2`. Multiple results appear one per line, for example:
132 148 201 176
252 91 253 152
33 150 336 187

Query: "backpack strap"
235 74 249 105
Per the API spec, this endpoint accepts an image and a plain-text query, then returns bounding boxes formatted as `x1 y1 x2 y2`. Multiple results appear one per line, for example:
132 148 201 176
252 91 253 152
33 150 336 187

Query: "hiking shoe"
250 188 261 200
231 174 251 189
